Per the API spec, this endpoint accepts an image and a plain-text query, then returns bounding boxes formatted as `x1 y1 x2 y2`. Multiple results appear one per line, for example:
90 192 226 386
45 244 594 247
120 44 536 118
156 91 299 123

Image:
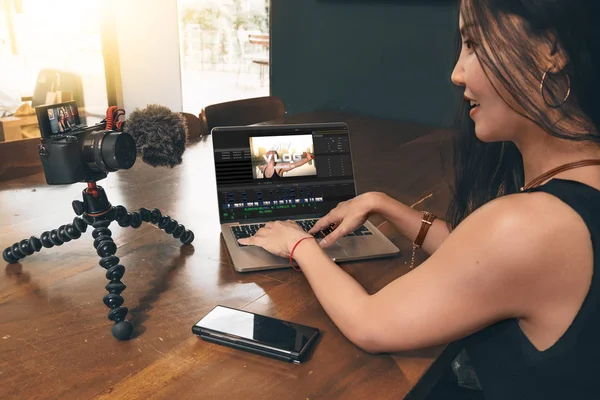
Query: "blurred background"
0 0 270 141
179 0 270 113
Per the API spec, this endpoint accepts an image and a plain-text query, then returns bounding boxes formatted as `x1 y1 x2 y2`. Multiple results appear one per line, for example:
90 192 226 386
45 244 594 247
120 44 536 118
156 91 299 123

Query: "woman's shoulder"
435 191 590 309
466 190 584 237
455 190 590 269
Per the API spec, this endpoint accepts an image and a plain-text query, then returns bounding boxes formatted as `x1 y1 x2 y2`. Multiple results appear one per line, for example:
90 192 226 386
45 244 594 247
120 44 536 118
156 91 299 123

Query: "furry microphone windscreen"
125 104 188 168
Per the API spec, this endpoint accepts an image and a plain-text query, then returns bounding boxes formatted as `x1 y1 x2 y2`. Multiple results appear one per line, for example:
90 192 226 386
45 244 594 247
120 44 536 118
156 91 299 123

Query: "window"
178 0 270 112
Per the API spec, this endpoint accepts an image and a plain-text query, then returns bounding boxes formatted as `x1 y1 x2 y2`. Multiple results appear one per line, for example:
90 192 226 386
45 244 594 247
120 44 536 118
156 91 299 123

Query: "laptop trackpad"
322 241 348 259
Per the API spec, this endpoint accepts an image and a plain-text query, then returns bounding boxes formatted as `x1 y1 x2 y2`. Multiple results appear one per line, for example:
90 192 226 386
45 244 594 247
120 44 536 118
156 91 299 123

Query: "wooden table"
0 111 458 399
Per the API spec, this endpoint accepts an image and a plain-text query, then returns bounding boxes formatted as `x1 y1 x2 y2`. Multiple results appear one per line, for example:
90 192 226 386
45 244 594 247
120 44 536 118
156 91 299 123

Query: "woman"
57 107 71 133
239 1 600 398
258 150 315 179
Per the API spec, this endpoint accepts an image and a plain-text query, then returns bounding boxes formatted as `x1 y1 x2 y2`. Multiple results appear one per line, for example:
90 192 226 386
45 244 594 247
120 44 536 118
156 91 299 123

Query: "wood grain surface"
0 111 457 400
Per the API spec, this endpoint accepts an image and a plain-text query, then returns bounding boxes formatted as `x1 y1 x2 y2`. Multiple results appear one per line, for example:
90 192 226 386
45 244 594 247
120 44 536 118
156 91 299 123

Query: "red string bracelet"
289 236 315 271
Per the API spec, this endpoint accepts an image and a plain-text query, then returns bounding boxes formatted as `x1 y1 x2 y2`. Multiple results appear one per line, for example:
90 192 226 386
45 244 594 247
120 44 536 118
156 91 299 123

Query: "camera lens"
82 130 137 173
103 131 137 170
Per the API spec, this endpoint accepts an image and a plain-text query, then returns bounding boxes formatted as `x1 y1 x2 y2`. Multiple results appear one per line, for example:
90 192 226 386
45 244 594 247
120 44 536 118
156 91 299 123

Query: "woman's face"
451 13 538 143
266 151 277 167
59 109 64 118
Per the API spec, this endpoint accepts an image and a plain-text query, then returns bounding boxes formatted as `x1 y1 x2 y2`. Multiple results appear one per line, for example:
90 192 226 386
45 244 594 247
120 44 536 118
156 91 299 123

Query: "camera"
36 101 137 185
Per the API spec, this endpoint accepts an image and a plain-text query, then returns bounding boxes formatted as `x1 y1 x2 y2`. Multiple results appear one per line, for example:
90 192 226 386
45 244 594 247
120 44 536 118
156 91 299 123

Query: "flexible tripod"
2 182 194 340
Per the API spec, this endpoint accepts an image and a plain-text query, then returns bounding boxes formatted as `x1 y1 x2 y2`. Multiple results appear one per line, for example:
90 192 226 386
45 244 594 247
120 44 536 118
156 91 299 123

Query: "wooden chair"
200 96 285 135
31 69 85 108
248 33 270 86
180 112 203 139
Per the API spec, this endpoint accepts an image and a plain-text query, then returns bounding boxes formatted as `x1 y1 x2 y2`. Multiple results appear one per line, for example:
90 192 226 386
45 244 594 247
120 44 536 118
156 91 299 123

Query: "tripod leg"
91 218 133 340
3 217 89 264
113 206 195 245
91 205 192 340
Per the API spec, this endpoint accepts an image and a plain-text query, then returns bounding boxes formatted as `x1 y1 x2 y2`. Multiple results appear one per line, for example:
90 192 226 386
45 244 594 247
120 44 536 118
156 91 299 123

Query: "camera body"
36 101 137 185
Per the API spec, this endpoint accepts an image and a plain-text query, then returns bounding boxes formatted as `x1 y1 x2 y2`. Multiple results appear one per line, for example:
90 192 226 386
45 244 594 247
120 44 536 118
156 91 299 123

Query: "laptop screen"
212 123 357 223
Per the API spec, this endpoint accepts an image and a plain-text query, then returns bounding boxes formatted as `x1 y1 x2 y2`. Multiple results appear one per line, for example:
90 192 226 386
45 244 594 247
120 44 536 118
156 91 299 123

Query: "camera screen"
47 104 80 135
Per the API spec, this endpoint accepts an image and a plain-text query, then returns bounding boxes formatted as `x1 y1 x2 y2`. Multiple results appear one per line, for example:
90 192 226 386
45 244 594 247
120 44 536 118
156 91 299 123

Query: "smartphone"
192 305 320 364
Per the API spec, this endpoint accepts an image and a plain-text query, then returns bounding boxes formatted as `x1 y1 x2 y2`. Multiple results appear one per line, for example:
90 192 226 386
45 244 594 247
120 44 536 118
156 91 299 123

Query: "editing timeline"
223 185 323 210
219 181 356 221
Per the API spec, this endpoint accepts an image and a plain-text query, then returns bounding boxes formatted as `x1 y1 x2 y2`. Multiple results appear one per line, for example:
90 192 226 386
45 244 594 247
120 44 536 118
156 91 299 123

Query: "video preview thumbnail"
249 134 316 179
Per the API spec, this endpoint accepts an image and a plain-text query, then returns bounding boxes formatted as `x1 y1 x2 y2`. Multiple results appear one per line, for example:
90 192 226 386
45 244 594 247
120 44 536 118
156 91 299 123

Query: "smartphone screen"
194 305 320 355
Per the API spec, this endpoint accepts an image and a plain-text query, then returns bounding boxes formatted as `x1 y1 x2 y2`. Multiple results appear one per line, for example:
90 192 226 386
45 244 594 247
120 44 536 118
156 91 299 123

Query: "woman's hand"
309 192 381 248
238 220 314 258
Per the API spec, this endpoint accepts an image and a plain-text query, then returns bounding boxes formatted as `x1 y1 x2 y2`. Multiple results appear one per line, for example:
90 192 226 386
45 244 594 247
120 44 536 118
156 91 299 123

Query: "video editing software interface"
213 125 356 222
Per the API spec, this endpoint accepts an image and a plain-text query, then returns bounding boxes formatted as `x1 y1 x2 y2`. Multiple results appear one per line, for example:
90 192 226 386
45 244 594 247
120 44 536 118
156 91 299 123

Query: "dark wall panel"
271 0 460 127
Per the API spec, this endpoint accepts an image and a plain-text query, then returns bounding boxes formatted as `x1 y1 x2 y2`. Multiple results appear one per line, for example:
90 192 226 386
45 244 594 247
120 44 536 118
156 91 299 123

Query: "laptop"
211 122 400 272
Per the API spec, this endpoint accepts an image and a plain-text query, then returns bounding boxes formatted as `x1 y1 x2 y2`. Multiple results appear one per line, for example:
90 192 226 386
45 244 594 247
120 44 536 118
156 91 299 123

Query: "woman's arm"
370 192 451 255
281 153 314 172
293 193 570 353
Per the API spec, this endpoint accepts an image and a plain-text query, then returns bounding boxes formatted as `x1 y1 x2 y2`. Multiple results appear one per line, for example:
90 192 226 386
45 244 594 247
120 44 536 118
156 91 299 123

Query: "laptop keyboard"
231 218 372 245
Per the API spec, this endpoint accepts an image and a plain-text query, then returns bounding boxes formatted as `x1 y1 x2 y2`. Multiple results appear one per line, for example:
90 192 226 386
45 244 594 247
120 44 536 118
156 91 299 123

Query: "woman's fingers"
319 222 353 248
309 213 338 234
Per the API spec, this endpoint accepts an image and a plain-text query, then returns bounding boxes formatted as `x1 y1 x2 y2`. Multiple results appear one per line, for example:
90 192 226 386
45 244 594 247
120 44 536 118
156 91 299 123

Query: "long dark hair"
447 0 600 229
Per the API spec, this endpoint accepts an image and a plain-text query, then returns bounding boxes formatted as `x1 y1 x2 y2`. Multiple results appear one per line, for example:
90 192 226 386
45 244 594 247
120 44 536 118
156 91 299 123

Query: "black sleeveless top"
264 166 282 179
463 179 600 399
